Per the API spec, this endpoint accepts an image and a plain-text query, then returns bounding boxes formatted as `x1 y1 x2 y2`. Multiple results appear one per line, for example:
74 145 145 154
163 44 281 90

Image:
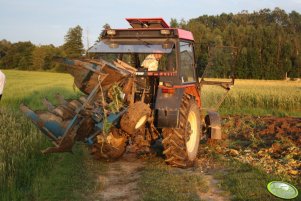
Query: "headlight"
107 29 116 36
160 29 171 35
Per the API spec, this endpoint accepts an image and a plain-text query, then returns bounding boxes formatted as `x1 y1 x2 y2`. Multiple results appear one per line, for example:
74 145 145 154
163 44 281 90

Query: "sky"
0 0 301 48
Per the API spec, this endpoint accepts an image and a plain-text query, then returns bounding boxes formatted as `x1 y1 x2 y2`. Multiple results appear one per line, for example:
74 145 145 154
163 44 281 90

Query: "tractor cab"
88 18 197 85
89 18 201 129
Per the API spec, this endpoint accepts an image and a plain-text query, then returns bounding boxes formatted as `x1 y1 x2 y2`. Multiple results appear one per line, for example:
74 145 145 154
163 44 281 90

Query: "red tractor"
21 18 234 168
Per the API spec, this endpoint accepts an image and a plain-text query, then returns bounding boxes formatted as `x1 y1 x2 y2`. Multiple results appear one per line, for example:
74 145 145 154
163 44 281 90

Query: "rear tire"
162 94 201 168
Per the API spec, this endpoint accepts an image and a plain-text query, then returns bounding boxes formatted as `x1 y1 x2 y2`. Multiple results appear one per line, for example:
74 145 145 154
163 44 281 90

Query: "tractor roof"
103 18 194 41
126 18 170 28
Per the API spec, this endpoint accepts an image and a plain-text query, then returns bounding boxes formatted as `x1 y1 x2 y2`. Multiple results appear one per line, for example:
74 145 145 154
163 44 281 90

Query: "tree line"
0 8 300 79
173 8 301 79
0 25 84 72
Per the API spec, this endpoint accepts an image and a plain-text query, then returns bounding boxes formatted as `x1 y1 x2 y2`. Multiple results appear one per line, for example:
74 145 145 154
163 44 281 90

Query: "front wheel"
162 95 201 168
120 101 151 135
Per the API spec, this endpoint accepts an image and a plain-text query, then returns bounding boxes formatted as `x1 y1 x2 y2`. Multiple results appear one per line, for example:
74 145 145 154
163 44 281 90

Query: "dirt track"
195 164 230 201
90 155 231 201
93 155 145 201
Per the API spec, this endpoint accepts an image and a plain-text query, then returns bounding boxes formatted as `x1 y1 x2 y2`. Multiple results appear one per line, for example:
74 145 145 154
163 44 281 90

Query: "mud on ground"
89 115 300 201
211 115 301 179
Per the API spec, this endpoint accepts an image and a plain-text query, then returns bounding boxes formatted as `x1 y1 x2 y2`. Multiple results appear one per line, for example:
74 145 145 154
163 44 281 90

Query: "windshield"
88 39 177 72
91 52 176 72
88 39 174 54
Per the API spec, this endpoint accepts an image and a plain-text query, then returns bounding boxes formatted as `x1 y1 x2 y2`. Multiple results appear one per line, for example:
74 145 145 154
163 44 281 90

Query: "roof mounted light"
160 29 171 35
109 42 119 49
106 29 116 36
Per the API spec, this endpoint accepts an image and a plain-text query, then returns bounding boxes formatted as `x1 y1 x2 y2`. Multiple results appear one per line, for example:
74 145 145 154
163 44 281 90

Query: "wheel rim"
135 115 148 129
186 110 198 160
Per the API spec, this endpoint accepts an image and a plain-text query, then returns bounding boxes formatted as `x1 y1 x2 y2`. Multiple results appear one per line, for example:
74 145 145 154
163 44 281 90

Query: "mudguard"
205 110 222 140
155 88 184 128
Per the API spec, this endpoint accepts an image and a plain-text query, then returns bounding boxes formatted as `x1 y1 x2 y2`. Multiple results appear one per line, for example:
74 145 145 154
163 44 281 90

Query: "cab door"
179 41 196 83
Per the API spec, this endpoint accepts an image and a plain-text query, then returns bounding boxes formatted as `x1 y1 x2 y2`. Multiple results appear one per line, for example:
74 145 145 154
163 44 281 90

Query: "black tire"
162 94 201 168
120 101 151 135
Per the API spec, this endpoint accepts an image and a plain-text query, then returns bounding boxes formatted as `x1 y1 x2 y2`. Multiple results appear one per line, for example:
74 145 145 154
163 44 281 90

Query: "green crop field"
201 79 301 117
0 70 300 200
0 70 85 200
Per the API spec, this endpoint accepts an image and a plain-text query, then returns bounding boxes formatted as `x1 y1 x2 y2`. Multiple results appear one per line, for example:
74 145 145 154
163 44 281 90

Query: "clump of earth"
205 116 301 178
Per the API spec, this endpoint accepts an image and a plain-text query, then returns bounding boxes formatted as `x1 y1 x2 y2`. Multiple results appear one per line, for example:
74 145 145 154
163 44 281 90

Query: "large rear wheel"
162 94 201 168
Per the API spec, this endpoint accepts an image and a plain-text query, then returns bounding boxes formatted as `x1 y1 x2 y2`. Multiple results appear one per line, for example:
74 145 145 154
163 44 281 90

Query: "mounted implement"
21 18 234 167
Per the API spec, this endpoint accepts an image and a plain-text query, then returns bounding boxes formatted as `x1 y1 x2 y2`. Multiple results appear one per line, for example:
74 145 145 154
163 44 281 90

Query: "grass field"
0 70 89 200
0 70 300 200
201 79 301 117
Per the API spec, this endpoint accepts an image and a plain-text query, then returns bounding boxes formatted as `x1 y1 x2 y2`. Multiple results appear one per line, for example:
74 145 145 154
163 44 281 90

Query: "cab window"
180 41 195 82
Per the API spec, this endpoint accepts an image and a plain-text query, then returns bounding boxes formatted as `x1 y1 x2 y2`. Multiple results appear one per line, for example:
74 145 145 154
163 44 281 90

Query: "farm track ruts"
93 154 145 201
198 174 230 201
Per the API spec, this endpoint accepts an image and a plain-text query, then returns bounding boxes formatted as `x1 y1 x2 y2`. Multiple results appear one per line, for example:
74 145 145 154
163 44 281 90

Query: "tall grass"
0 109 47 200
201 79 301 117
0 70 80 200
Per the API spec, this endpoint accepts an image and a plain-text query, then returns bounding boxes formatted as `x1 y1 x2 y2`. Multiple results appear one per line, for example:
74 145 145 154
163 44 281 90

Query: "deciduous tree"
63 25 84 58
